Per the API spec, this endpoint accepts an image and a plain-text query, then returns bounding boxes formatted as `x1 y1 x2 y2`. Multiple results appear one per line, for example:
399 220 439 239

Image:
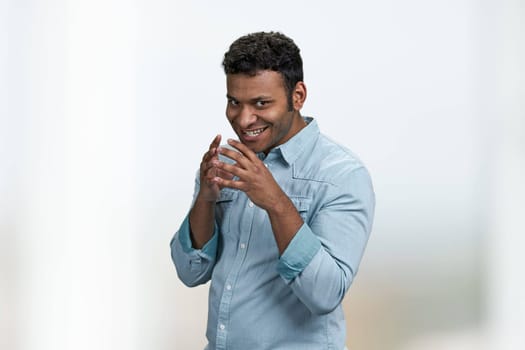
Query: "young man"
171 31 375 350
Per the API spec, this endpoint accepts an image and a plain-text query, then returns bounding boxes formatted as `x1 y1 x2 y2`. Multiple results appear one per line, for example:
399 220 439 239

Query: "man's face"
226 70 306 155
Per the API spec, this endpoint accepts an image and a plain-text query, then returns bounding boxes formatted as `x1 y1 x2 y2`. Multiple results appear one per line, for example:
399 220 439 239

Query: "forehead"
226 70 286 98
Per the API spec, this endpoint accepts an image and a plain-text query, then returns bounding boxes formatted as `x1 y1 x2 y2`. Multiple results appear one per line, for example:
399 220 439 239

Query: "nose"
233 105 257 129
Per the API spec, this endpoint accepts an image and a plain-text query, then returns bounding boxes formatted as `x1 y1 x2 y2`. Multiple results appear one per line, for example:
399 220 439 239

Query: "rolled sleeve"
277 223 322 282
177 214 219 257
170 213 219 287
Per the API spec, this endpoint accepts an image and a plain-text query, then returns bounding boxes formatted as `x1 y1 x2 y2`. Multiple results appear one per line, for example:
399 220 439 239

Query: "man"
171 31 375 350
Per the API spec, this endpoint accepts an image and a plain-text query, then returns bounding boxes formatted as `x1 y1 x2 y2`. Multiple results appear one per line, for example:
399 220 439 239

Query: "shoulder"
294 133 371 186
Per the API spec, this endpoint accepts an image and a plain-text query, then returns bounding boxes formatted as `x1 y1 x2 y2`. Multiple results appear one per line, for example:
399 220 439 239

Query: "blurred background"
1 0 523 349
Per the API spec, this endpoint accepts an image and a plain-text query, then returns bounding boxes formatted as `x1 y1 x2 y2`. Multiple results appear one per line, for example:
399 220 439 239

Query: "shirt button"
219 324 225 330
226 284 232 290
240 243 246 249
248 201 254 208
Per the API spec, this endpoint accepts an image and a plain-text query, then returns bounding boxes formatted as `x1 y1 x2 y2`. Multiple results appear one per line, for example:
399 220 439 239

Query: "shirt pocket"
215 189 238 234
289 196 312 223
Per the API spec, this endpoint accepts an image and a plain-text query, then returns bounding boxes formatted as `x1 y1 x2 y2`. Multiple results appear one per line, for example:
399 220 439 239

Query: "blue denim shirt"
171 117 375 350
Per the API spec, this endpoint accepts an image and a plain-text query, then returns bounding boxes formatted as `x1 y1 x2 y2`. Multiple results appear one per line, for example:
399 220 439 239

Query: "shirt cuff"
178 214 219 257
277 223 322 281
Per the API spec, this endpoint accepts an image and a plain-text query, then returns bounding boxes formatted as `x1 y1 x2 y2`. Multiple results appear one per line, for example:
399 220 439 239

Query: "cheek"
225 109 235 124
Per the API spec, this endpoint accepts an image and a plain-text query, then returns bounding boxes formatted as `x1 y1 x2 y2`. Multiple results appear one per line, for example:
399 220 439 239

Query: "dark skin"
189 70 307 254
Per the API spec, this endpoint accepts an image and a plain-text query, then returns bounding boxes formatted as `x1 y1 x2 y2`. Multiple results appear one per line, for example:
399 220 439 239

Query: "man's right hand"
190 134 237 248
197 134 224 202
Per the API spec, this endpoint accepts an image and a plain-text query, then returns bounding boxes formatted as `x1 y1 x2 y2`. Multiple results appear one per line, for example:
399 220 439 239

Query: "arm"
213 140 375 314
170 135 231 287
189 134 222 248
189 196 217 249
278 167 375 314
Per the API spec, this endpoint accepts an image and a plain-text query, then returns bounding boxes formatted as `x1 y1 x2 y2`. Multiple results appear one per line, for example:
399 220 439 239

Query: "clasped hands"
198 134 286 212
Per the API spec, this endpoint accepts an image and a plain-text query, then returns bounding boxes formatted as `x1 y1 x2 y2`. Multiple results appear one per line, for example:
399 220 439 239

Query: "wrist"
196 189 219 203
266 193 295 217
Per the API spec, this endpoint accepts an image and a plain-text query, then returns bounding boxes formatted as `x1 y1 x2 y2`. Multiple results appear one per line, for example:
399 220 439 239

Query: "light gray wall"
1 1 523 349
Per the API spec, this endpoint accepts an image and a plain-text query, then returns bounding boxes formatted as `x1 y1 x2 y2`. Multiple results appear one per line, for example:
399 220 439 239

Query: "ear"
292 82 307 111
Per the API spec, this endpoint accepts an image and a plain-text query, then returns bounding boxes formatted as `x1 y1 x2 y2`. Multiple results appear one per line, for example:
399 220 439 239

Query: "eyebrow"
226 94 273 102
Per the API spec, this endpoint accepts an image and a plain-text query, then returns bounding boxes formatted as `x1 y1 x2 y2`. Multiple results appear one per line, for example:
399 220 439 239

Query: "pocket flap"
290 196 312 212
216 190 238 203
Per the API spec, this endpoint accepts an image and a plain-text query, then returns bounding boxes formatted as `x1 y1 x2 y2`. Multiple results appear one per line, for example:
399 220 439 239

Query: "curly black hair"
222 32 303 110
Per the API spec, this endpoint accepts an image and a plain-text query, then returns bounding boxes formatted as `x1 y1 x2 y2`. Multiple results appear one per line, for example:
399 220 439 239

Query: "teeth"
244 127 266 137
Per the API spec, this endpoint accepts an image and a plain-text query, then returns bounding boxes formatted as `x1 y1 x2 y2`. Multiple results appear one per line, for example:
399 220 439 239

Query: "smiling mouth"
243 126 268 137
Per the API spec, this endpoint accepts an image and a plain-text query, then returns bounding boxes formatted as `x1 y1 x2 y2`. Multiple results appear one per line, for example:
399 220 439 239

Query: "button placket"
215 193 255 349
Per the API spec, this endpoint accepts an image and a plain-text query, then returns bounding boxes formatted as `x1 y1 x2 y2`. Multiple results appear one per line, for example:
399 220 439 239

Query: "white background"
1 0 523 349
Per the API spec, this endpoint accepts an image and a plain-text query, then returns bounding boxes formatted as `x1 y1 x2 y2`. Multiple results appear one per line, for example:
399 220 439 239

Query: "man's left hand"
211 139 286 211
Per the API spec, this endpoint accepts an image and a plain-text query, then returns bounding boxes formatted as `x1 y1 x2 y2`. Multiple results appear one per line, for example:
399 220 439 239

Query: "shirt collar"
262 117 319 166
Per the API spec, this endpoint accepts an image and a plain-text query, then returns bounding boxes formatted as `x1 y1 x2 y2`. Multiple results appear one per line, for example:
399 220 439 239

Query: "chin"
247 144 266 154
247 145 262 153
239 138 272 154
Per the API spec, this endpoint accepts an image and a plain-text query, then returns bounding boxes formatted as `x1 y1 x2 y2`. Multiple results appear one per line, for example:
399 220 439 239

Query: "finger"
218 146 251 169
201 148 219 164
200 159 217 173
204 159 236 179
212 176 245 191
216 166 235 180
226 138 258 162
210 134 222 150
214 160 246 179
203 164 220 184
202 134 222 162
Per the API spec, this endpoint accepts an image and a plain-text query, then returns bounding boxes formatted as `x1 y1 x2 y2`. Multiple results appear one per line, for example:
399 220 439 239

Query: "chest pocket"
215 190 238 234
289 196 312 224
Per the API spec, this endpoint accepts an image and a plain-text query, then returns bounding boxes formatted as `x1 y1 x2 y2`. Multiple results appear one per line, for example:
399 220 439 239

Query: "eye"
228 98 239 106
255 100 269 108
